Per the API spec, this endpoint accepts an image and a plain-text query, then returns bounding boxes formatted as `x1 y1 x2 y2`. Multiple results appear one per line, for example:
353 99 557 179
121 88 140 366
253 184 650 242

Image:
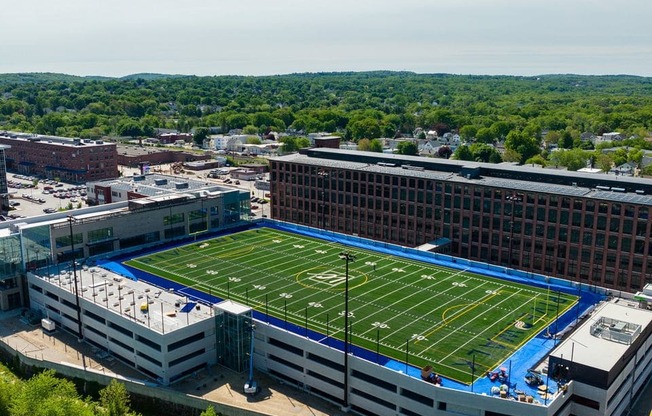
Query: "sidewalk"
0 311 345 416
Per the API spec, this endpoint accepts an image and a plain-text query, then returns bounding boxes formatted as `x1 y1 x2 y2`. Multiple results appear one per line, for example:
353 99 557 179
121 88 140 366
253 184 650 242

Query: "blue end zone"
179 302 197 313
100 221 604 399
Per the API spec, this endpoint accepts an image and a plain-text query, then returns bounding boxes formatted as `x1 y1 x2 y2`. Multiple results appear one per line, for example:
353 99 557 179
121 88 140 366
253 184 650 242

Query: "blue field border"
99 220 604 398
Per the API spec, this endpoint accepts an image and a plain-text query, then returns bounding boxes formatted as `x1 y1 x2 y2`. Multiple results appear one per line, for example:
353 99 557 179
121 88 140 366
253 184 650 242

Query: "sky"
2 0 651 78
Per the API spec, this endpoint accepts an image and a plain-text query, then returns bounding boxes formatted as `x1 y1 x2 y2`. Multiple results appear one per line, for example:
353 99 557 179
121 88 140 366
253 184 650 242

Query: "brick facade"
0 133 118 183
270 149 652 293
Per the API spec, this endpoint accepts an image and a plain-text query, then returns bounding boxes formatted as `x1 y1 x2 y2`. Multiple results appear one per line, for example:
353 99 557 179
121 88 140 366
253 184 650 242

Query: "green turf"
124 228 577 384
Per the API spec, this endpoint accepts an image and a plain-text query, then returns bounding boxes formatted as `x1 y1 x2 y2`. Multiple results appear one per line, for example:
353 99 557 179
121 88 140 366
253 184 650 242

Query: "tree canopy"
0 369 141 416
1 72 651 166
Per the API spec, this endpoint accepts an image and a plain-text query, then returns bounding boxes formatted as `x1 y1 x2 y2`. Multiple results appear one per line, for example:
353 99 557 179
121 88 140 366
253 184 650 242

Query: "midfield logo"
307 271 346 286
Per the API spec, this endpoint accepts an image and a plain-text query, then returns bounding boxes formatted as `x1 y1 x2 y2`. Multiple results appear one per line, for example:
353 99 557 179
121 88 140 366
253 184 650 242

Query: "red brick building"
0 132 118 183
116 145 212 167
270 148 652 293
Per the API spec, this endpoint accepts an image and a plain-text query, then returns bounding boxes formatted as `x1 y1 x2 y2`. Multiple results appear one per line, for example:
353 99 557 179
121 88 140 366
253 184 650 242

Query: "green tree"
504 130 541 164
490 121 513 140
525 154 547 167
369 139 383 152
200 406 218 416
117 120 143 139
348 118 381 140
396 141 418 155
279 136 310 153
193 127 210 147
594 153 614 172
458 125 478 141
357 138 371 151
246 136 262 145
475 127 496 144
242 125 259 135
11 370 94 416
559 130 574 149
469 143 502 163
453 145 474 161
98 379 140 416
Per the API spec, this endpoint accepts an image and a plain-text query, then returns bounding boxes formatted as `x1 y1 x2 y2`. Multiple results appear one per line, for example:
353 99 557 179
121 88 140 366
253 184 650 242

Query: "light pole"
339 251 355 410
506 194 522 267
68 215 83 341
318 169 328 230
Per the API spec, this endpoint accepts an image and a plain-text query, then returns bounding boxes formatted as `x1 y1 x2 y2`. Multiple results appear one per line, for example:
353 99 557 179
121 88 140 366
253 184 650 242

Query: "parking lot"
5 169 270 221
4 173 89 220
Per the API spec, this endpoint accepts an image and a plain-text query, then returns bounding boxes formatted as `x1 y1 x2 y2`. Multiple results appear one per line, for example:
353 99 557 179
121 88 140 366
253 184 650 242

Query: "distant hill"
119 73 188 81
0 72 187 84
0 72 110 84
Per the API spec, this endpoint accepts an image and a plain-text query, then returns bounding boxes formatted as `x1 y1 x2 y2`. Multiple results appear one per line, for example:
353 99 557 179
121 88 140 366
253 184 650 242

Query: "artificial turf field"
124 227 577 384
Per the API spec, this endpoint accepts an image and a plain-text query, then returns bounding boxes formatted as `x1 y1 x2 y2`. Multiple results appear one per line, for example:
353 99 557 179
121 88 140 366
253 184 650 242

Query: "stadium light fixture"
339 251 355 410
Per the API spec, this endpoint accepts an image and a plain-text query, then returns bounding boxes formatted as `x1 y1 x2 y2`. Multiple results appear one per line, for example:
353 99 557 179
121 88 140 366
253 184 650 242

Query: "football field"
124 227 577 384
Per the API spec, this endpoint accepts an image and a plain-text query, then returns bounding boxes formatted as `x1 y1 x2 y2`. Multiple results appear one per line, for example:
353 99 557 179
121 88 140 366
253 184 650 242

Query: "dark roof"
273 149 652 206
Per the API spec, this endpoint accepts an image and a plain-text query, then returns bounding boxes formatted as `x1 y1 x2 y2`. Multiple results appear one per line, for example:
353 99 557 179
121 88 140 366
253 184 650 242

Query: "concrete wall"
254 321 555 416
28 275 217 385
0 337 266 416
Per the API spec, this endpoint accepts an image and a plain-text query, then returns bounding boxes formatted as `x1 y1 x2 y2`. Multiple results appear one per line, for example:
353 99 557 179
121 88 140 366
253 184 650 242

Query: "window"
88 227 113 243
55 232 83 248
163 213 184 225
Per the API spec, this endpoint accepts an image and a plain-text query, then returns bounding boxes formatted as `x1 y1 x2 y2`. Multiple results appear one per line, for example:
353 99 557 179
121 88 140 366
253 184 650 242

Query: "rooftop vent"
401 165 424 171
590 316 641 345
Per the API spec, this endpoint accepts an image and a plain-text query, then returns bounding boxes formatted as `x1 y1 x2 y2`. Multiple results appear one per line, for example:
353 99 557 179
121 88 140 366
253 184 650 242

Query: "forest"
1 71 652 171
